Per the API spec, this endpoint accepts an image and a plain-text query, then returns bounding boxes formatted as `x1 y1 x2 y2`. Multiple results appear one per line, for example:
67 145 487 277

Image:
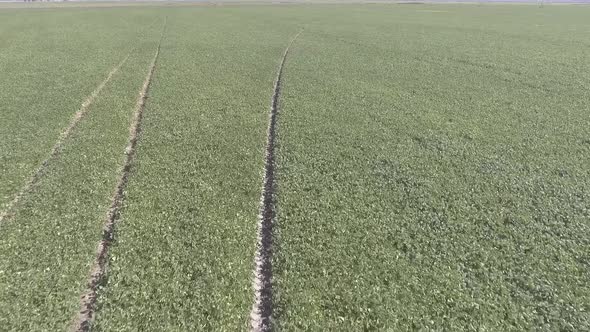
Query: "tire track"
0 18 161 225
70 18 167 332
250 29 303 332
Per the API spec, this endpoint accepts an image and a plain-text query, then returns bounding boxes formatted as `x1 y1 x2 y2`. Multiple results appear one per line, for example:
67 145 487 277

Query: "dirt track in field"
250 28 303 332
70 18 167 332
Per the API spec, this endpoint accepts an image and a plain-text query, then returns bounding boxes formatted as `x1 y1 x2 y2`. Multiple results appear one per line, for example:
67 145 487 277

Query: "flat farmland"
0 3 588 331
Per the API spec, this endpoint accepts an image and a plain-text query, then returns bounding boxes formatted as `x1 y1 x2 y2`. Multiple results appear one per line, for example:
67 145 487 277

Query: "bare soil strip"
250 29 303 332
0 53 132 225
70 19 167 332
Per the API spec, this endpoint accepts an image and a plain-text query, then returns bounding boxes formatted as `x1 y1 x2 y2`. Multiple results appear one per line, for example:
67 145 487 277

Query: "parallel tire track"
250 29 303 332
70 18 167 332
0 18 161 225
0 52 131 225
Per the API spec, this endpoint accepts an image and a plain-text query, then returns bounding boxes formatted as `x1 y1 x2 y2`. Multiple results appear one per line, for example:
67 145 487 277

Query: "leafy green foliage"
1 4 589 331
273 4 590 331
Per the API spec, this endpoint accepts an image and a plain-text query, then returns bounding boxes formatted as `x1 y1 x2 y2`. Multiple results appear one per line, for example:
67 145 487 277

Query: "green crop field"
0 2 589 331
